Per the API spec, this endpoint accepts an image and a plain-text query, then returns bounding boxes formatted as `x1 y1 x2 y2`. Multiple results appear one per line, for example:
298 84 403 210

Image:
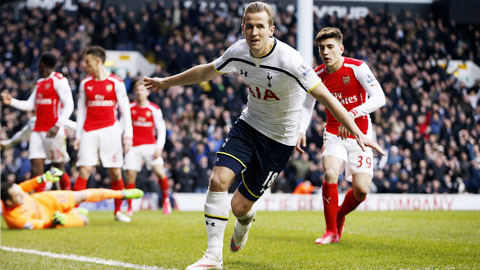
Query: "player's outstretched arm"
144 63 219 93
309 83 386 156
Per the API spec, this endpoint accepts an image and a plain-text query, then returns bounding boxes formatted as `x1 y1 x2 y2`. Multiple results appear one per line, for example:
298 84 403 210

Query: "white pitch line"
0 246 176 270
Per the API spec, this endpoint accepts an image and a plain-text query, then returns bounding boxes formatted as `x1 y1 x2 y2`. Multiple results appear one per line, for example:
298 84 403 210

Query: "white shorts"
29 129 70 163
124 144 164 171
322 129 374 180
77 123 123 168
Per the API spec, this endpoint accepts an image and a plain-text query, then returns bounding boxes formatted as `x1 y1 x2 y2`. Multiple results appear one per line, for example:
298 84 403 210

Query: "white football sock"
237 206 256 225
204 190 229 260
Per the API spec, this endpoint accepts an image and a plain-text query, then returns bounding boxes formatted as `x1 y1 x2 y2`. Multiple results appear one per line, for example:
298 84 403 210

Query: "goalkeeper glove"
52 211 67 227
36 167 64 184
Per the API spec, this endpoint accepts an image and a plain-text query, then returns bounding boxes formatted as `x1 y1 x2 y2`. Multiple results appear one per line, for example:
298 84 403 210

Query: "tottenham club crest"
342 75 350 85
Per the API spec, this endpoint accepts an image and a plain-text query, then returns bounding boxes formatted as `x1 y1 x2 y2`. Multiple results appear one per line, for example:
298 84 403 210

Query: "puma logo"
323 196 331 204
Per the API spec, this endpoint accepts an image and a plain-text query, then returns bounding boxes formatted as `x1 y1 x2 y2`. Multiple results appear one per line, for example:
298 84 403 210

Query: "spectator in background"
173 156 196 193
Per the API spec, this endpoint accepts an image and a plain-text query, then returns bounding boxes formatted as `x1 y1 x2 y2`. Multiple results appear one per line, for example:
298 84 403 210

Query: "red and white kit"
124 101 166 171
315 57 385 178
9 72 73 162
76 74 132 167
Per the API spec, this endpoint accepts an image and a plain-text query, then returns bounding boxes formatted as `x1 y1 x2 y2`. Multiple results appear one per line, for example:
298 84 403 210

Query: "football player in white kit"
144 2 385 269
309 27 386 244
1 52 74 191
124 81 172 216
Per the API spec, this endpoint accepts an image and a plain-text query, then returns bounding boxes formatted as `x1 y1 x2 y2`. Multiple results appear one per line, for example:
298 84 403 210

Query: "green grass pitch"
1 211 480 269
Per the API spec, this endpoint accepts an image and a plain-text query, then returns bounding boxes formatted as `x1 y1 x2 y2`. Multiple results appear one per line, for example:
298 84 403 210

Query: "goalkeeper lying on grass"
1 168 144 229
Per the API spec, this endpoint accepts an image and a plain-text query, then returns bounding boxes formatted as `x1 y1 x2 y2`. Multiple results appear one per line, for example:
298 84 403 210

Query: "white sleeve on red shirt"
115 80 133 138
152 107 166 150
9 87 37 111
349 62 386 118
75 81 86 139
53 76 74 127
299 94 316 134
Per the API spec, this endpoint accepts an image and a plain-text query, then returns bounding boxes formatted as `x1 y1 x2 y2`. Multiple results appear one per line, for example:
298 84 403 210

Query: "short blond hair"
242 2 275 26
315 27 343 45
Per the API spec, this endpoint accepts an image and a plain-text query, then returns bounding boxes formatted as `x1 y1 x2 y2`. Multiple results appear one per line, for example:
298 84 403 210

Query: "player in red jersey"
1 52 74 192
312 27 386 244
124 81 172 216
73 46 133 222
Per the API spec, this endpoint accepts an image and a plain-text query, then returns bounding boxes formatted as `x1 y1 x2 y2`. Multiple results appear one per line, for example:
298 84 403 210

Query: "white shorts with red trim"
77 123 123 168
29 129 70 163
123 144 164 171
322 128 374 180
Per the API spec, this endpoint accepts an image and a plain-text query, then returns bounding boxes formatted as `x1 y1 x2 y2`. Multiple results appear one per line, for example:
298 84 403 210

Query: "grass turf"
1 211 480 269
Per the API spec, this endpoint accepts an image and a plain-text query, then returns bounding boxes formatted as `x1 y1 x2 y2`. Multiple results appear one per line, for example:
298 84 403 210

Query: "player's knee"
354 185 369 199
109 168 123 181
324 168 339 183
209 174 228 191
209 168 233 192
231 202 249 217
79 166 93 177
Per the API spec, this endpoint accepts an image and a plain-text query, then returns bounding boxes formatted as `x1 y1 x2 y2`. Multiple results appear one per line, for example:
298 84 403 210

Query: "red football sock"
73 177 88 191
337 188 364 221
126 183 136 210
111 179 125 214
159 176 169 202
33 180 46 193
322 182 338 233
60 172 71 190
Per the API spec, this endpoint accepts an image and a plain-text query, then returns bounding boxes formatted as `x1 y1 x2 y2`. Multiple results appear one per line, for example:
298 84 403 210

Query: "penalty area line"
0 246 175 270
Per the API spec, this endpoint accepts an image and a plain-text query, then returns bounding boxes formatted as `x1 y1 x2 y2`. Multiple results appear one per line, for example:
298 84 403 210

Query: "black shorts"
215 120 294 201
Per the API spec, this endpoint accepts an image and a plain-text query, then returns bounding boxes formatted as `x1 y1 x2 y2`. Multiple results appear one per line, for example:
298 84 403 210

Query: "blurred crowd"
1 1 479 195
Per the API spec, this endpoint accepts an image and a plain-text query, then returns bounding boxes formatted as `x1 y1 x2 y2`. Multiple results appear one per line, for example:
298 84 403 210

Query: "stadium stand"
1 1 479 196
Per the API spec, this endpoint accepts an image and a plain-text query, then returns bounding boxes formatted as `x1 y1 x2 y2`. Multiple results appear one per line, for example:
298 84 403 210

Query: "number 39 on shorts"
357 156 372 168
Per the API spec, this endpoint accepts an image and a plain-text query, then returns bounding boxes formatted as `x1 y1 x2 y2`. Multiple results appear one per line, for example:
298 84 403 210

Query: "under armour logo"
323 196 331 204
267 73 272 87
221 137 230 148
240 70 248 77
205 221 215 227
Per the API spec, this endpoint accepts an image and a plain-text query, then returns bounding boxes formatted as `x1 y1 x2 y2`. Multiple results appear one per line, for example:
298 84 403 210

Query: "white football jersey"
213 38 321 146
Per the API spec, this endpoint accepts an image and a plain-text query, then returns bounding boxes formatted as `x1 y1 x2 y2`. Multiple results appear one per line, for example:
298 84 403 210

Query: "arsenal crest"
132 109 136 115
106 84 113 92
45 83 51 89
146 111 151 117
342 75 350 85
